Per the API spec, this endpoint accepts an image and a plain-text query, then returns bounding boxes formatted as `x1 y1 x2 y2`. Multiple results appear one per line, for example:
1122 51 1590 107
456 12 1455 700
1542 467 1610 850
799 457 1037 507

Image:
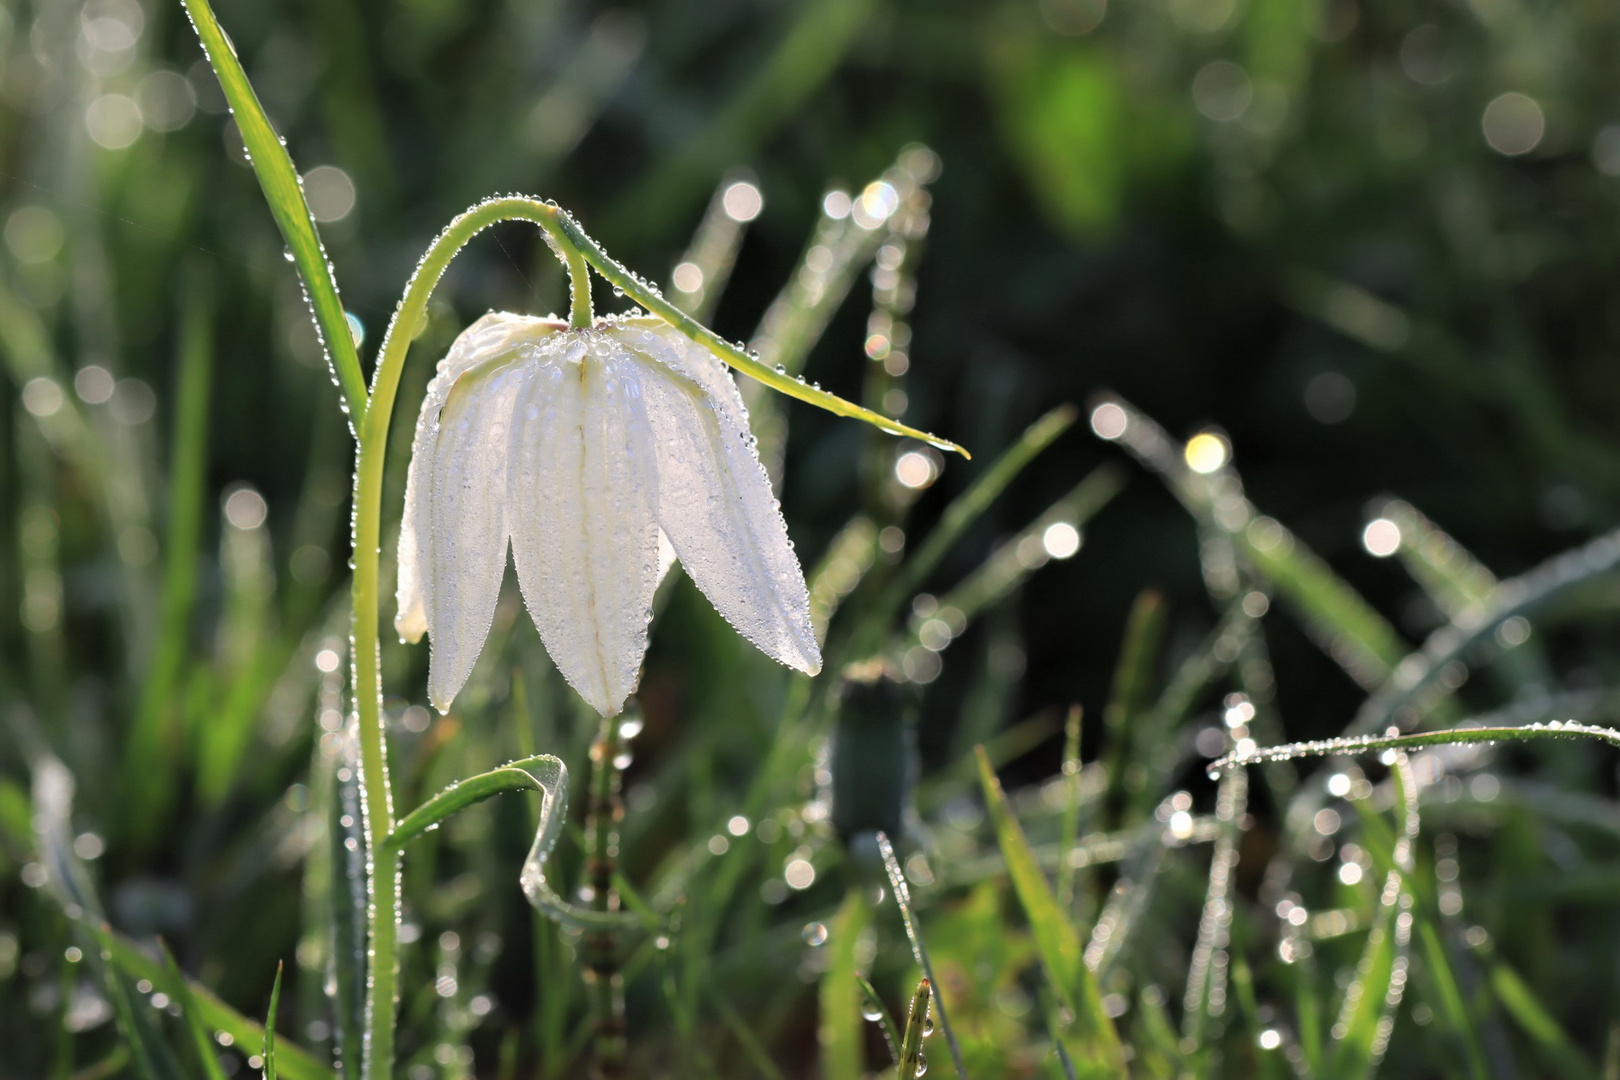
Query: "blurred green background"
6 0 1620 1075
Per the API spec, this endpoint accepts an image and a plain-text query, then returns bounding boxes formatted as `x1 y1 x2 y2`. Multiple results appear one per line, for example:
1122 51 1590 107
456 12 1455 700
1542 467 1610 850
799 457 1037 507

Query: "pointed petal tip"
395 609 427 645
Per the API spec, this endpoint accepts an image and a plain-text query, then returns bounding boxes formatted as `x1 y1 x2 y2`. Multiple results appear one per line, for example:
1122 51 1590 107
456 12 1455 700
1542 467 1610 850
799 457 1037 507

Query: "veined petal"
397 313 562 644
422 353 527 713
510 335 661 717
616 323 821 676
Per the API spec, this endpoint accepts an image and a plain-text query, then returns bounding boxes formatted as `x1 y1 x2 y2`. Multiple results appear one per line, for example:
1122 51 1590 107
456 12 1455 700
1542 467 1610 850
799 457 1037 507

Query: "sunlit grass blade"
857 974 903 1067
1487 959 1597 1078
1327 755 1418 1080
819 888 872 1079
123 276 214 844
1056 707 1084 910
1412 923 1488 1080
179 0 368 422
1181 765 1246 1047
1209 719 1620 775
1101 589 1166 802
1369 498 1496 618
1082 811 1177 979
1092 394 1406 689
385 753 654 932
669 171 759 322
329 733 367 1079
874 832 968 1079
162 942 229 1080
974 749 1124 1073
263 962 283 1080
700 975 788 1080
101 934 334 1080
896 978 932 1080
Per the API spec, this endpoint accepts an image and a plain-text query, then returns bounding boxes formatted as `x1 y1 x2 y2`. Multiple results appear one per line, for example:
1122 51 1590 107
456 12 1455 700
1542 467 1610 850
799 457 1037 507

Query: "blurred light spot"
187 58 228 113
878 526 905 554
895 450 936 489
823 190 851 219
1241 591 1269 617
1482 92 1544 156
75 365 115 404
1362 518 1401 557
109 378 156 424
801 921 828 946
1192 61 1251 123
851 181 900 230
912 593 938 618
224 486 268 530
883 351 909 376
805 245 834 273
1042 522 1081 560
315 648 341 674
86 93 142 150
1169 810 1193 839
435 975 457 998
707 834 730 856
918 618 952 651
137 70 196 132
1495 615 1530 647
1399 25 1450 85
722 180 763 222
216 1032 234 1047
1327 772 1352 797
67 946 85 964
726 815 750 837
784 858 816 890
22 377 64 417
1304 371 1356 423
303 165 355 223
902 645 942 684
1313 809 1341 835
469 995 493 1017
1090 402 1127 439
1184 432 1228 474
402 706 430 733
1258 1028 1282 1051
1170 0 1236 34
864 333 891 359
72 833 105 860
671 262 703 293
6 206 63 264
117 526 157 566
882 388 908 415
1337 862 1363 885
760 878 789 904
1040 0 1106 34
1594 127 1620 177
905 852 935 886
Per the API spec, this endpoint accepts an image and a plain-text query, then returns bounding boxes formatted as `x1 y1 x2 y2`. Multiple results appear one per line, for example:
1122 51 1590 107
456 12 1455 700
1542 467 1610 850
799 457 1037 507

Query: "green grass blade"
1101 589 1166 801
857 975 903 1067
263 962 283 1080
180 0 368 422
974 749 1124 1073
161 942 229 1080
102 934 334 1080
1055 706 1084 910
874 832 968 1079
123 275 215 844
1210 719 1620 774
820 888 872 1079
1413 923 1488 1080
669 172 757 322
1490 961 1597 1080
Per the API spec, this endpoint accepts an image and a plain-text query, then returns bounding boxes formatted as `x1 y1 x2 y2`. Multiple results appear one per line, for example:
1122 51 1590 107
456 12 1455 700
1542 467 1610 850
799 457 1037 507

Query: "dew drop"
862 1004 884 1022
801 922 828 946
915 1052 928 1076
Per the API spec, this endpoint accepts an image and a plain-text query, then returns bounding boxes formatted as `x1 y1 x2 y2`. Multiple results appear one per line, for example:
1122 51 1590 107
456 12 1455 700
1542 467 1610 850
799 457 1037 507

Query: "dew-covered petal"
421 355 526 713
619 324 821 676
397 313 562 643
509 336 661 717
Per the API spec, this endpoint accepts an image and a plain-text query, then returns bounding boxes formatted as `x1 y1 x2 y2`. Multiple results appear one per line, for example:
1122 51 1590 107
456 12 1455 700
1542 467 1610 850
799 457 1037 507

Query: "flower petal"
422 354 527 713
618 324 821 676
509 336 661 717
397 313 561 644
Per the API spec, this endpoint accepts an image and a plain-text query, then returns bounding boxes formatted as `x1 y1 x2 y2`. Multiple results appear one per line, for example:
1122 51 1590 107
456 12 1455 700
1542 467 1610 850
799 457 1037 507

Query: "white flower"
396 313 822 717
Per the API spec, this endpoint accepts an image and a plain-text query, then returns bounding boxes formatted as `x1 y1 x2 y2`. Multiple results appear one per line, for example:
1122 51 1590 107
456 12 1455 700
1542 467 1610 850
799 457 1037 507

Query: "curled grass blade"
974 749 1124 1073
875 832 969 1079
180 0 368 421
857 975 903 1067
384 753 654 932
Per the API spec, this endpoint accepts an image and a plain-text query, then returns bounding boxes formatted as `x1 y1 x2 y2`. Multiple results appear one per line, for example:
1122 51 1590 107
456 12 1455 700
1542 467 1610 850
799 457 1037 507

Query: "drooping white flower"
396 313 822 717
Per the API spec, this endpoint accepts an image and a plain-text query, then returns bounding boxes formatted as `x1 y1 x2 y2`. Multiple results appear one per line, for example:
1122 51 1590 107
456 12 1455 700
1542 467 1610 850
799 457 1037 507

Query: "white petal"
509 336 661 717
422 355 527 712
617 324 821 676
397 313 561 644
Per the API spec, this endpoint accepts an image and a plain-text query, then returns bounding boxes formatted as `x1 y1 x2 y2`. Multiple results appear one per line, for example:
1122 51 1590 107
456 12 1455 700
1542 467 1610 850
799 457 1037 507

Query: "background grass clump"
4 0 1620 1076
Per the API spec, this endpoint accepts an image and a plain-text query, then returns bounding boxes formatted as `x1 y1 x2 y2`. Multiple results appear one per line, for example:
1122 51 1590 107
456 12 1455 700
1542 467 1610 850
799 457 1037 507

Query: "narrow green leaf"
180 0 368 421
974 748 1125 1072
1210 719 1620 774
161 942 229 1080
1414 923 1488 1080
896 978 932 1080
385 754 653 933
820 889 872 1079
1490 962 1598 1080
263 962 283 1080
856 975 903 1068
1055 706 1084 910
874 833 968 1079
1101 589 1166 798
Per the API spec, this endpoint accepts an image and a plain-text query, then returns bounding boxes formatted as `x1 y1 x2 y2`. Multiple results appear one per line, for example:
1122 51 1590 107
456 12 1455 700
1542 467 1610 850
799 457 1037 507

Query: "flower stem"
585 709 631 1079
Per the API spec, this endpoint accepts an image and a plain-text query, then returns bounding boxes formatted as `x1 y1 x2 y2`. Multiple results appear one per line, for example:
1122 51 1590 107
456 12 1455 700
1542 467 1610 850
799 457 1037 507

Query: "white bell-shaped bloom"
396 313 822 717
